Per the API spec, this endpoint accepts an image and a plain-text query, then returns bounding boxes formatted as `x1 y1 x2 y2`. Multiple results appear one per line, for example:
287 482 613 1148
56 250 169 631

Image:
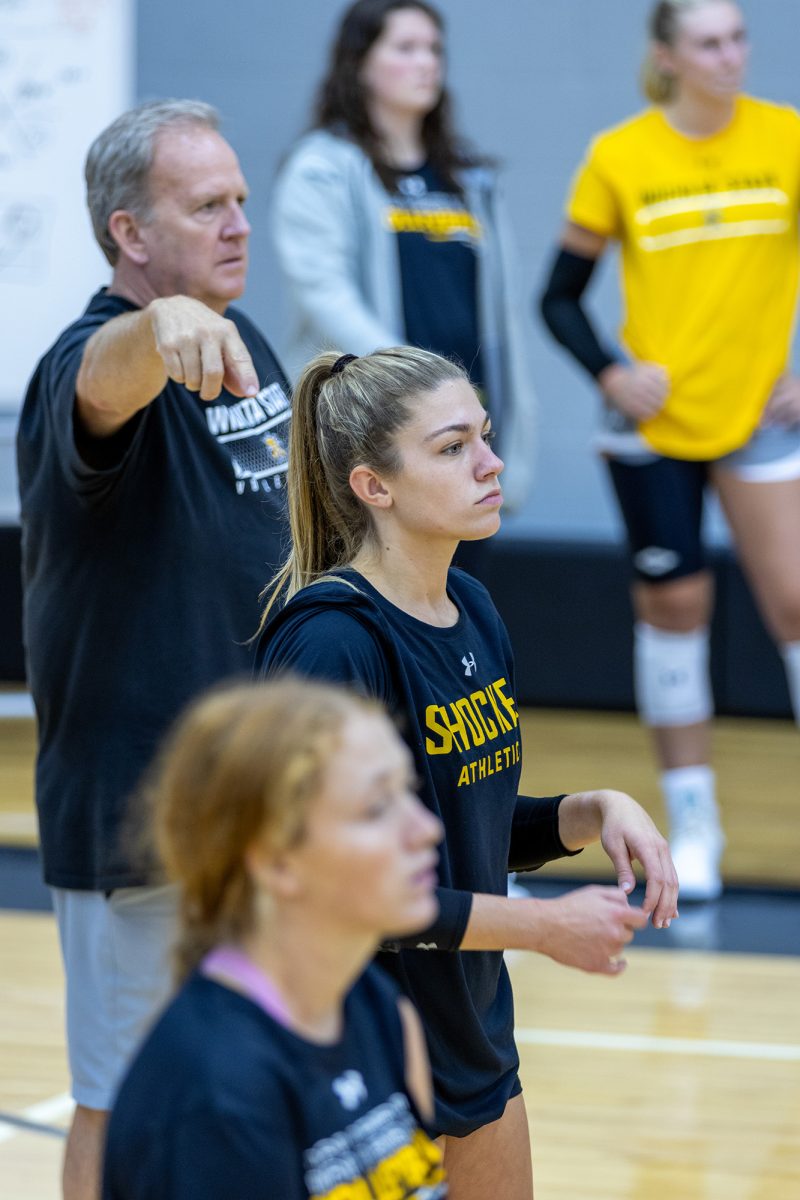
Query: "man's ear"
349 463 393 510
107 209 150 266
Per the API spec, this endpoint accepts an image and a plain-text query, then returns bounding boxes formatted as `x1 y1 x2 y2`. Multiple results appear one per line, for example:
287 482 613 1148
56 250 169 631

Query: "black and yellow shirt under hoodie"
567 95 800 459
257 568 573 1137
103 966 445 1199
385 163 485 387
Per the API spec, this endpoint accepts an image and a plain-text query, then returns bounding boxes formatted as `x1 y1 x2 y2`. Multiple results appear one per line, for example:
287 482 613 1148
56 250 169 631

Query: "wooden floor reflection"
509 948 800 1199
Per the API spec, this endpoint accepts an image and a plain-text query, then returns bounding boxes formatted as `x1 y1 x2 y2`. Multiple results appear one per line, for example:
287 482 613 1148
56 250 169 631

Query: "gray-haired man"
17 100 291 1199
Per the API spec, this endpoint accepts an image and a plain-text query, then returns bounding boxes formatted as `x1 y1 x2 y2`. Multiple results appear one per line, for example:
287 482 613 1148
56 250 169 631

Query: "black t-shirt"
256 568 571 1136
17 290 291 889
385 163 484 387
103 965 446 1200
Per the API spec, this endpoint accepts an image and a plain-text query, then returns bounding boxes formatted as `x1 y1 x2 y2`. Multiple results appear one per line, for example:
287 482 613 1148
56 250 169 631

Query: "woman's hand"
761 373 800 427
598 361 670 421
458 887 648 975
530 885 649 975
558 789 679 929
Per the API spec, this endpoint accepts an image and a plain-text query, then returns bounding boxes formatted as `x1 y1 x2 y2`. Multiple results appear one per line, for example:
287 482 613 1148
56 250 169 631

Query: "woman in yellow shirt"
541 0 800 901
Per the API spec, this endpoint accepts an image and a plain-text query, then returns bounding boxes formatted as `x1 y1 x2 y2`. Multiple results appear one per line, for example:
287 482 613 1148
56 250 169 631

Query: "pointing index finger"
222 330 259 397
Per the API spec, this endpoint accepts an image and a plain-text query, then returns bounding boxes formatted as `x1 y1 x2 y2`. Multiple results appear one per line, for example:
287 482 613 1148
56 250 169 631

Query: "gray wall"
10 1 799 539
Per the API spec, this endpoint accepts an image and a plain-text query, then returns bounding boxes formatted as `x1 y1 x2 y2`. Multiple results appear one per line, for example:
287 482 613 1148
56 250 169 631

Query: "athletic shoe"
669 793 725 902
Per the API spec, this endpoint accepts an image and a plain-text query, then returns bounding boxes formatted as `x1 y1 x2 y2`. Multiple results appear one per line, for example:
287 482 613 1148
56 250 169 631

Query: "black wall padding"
0 527 792 716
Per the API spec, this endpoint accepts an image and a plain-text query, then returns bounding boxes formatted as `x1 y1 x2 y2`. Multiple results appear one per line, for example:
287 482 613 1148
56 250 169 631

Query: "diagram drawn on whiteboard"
0 0 133 410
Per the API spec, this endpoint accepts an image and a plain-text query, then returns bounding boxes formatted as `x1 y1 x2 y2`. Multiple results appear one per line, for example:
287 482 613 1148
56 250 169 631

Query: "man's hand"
598 361 670 421
77 295 261 438
149 296 259 400
761 373 800 428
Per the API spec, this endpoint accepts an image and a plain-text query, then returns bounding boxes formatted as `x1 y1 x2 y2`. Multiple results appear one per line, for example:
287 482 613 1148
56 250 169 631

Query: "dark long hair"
313 0 482 191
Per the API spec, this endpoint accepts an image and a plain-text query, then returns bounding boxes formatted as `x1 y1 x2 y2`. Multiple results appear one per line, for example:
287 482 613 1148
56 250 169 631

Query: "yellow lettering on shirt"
457 739 521 789
425 678 517 754
312 1129 445 1200
384 205 483 243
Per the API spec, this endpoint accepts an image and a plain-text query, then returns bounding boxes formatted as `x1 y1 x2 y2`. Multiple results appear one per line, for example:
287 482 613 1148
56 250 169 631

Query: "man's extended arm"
75 296 260 437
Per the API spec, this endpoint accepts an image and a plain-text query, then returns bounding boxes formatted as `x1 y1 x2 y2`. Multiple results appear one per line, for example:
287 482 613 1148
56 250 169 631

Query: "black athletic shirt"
256 568 574 1136
103 964 446 1200
17 290 291 889
385 163 484 387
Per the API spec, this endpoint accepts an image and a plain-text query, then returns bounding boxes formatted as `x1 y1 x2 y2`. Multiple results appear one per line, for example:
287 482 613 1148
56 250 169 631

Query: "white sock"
781 640 800 727
660 764 720 840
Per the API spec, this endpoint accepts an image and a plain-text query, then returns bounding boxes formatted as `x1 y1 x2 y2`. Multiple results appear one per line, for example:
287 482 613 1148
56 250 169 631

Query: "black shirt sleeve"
258 606 391 698
381 886 473 953
509 794 582 872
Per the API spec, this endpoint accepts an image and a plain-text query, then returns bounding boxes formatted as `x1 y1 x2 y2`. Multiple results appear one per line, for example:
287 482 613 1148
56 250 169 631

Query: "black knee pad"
606 454 708 582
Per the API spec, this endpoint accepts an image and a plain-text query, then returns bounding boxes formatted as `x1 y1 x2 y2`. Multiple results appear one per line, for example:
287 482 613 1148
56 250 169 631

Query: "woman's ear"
245 839 304 900
349 464 393 509
107 209 150 266
651 40 676 79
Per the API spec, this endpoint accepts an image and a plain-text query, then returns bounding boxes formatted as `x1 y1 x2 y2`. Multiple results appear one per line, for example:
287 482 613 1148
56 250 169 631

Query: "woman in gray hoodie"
272 0 535 515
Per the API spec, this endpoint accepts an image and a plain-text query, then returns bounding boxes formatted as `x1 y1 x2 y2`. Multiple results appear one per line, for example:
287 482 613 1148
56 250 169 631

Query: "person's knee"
634 622 713 727
760 587 800 644
67 1104 109 1153
634 572 713 631
72 1104 109 1129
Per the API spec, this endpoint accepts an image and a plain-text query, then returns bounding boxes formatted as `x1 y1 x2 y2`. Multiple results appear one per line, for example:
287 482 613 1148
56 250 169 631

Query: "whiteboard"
0 0 134 413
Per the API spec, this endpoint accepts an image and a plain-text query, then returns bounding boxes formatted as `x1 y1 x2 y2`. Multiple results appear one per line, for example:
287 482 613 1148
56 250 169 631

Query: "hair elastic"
331 353 358 375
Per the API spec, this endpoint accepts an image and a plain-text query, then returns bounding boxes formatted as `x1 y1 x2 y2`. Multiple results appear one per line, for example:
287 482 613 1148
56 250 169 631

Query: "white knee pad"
781 640 800 726
634 622 713 727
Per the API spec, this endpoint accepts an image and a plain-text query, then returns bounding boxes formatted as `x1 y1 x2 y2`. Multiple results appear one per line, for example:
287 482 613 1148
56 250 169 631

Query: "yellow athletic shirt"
567 95 800 459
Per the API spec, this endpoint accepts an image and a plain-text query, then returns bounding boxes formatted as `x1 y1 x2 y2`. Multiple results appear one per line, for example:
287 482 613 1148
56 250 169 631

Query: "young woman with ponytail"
103 678 447 1199
256 346 678 1200
540 0 800 901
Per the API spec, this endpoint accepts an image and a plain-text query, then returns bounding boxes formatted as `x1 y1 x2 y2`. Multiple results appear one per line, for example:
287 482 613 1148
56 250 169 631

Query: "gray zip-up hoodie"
272 129 535 509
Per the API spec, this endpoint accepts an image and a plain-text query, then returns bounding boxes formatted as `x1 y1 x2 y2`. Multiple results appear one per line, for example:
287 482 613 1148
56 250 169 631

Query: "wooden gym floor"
1 705 798 1198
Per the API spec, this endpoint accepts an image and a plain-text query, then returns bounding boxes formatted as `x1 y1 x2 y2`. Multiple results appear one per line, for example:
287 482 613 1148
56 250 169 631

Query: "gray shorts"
51 884 178 1110
595 414 800 481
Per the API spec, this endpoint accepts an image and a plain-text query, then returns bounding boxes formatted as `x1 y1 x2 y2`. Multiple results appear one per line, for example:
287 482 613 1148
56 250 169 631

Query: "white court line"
0 1093 74 1145
515 1028 800 1062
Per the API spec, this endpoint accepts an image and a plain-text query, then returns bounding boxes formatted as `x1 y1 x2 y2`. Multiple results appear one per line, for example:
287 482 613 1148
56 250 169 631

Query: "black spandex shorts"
606 455 710 583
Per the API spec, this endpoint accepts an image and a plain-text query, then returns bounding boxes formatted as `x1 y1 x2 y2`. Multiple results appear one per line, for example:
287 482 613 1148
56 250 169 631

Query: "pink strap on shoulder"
201 945 292 1028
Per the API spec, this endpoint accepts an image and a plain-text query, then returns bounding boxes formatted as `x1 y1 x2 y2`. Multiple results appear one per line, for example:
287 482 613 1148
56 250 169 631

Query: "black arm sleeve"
381 886 473 953
509 794 582 873
539 248 619 380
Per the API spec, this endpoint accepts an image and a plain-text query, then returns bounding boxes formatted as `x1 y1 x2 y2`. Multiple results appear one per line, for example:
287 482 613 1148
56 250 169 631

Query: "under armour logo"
332 1070 368 1111
398 174 427 198
462 652 476 676
415 942 438 951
